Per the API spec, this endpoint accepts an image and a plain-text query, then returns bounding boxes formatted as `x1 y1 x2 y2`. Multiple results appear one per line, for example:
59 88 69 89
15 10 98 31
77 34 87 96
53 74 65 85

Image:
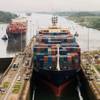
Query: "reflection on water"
7 35 26 53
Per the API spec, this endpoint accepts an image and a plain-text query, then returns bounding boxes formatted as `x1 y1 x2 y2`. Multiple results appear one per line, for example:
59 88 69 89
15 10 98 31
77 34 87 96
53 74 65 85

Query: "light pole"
21 28 22 52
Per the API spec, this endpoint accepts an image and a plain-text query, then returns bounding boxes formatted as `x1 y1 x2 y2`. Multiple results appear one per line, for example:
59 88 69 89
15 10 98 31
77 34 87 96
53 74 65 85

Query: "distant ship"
33 16 81 96
6 17 27 39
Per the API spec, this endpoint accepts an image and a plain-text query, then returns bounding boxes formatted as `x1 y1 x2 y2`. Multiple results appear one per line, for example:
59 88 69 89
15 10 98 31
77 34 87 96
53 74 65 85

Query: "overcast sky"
0 0 100 12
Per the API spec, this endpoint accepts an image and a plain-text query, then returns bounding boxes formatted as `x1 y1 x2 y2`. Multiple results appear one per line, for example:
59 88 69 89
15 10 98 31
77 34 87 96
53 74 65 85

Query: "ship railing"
36 35 74 38
34 53 78 57
37 37 75 41
34 43 79 47
39 32 69 34
37 33 73 36
33 46 79 49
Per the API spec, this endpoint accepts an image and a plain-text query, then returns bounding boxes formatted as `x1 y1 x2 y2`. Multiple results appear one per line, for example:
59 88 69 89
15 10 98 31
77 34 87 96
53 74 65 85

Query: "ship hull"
33 68 80 96
6 32 26 39
32 16 81 97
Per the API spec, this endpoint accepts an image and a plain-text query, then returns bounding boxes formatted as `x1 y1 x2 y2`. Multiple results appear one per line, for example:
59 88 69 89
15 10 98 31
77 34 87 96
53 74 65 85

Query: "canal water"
0 13 100 100
0 13 100 58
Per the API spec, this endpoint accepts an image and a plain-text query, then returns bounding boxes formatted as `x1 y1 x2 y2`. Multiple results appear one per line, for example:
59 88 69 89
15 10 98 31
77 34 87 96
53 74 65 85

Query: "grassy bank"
0 11 17 23
49 11 100 30
67 16 100 30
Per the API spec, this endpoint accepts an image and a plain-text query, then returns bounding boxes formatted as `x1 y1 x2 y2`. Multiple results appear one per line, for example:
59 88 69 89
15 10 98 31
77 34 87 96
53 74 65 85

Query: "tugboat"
6 18 27 39
2 35 8 40
33 16 81 96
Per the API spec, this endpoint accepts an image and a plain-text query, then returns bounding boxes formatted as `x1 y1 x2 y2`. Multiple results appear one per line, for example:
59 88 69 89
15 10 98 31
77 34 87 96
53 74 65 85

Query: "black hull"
33 68 81 96
33 69 80 85
6 32 26 39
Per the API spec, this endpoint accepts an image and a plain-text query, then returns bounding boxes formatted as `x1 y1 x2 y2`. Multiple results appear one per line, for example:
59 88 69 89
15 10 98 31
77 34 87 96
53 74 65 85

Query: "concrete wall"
0 57 12 73
78 70 97 100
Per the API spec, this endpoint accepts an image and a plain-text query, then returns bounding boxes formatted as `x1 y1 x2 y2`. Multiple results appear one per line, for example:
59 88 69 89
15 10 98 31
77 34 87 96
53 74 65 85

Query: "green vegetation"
89 50 100 55
95 64 100 72
68 16 100 30
3 82 9 88
96 66 100 72
0 94 5 98
46 11 100 16
0 11 17 23
82 50 100 72
48 11 100 30
12 82 22 94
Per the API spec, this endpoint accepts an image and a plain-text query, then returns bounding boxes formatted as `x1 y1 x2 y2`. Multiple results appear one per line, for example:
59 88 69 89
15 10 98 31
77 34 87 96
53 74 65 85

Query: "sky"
0 0 100 12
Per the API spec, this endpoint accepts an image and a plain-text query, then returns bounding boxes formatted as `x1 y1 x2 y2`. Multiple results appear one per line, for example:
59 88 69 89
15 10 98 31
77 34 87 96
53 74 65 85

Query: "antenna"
52 16 58 26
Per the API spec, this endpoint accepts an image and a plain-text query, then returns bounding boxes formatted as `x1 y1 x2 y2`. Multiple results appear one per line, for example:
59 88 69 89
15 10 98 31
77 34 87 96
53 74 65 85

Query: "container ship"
33 16 81 96
6 17 27 39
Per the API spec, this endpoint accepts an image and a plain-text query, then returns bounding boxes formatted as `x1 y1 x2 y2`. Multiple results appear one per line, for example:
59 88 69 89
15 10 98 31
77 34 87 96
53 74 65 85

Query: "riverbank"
82 50 100 73
67 16 100 30
0 11 17 23
49 11 100 30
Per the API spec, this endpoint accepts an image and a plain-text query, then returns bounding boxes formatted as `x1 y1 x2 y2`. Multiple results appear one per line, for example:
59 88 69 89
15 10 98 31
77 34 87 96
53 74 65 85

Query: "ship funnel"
52 16 58 26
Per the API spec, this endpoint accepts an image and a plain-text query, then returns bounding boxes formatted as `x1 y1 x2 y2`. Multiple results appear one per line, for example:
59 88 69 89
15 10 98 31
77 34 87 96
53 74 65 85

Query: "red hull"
42 80 70 96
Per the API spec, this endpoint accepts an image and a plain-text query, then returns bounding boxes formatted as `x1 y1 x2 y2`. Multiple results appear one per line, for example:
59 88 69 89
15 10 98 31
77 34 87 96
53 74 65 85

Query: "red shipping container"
52 56 56 62
44 56 48 63
51 49 56 55
67 55 72 62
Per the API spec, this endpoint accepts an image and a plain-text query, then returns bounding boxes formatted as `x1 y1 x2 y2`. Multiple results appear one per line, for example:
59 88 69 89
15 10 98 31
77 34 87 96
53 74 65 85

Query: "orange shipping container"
67 55 72 62
51 45 56 49
52 56 56 62
44 56 48 63
51 49 56 55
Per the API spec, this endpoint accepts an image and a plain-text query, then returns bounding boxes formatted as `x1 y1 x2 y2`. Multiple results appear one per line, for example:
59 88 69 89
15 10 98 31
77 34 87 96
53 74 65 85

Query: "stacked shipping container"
33 31 80 70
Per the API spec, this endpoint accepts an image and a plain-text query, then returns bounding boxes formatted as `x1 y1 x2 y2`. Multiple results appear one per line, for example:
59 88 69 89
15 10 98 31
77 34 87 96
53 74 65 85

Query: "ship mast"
52 16 60 71
52 16 58 26
57 45 60 71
